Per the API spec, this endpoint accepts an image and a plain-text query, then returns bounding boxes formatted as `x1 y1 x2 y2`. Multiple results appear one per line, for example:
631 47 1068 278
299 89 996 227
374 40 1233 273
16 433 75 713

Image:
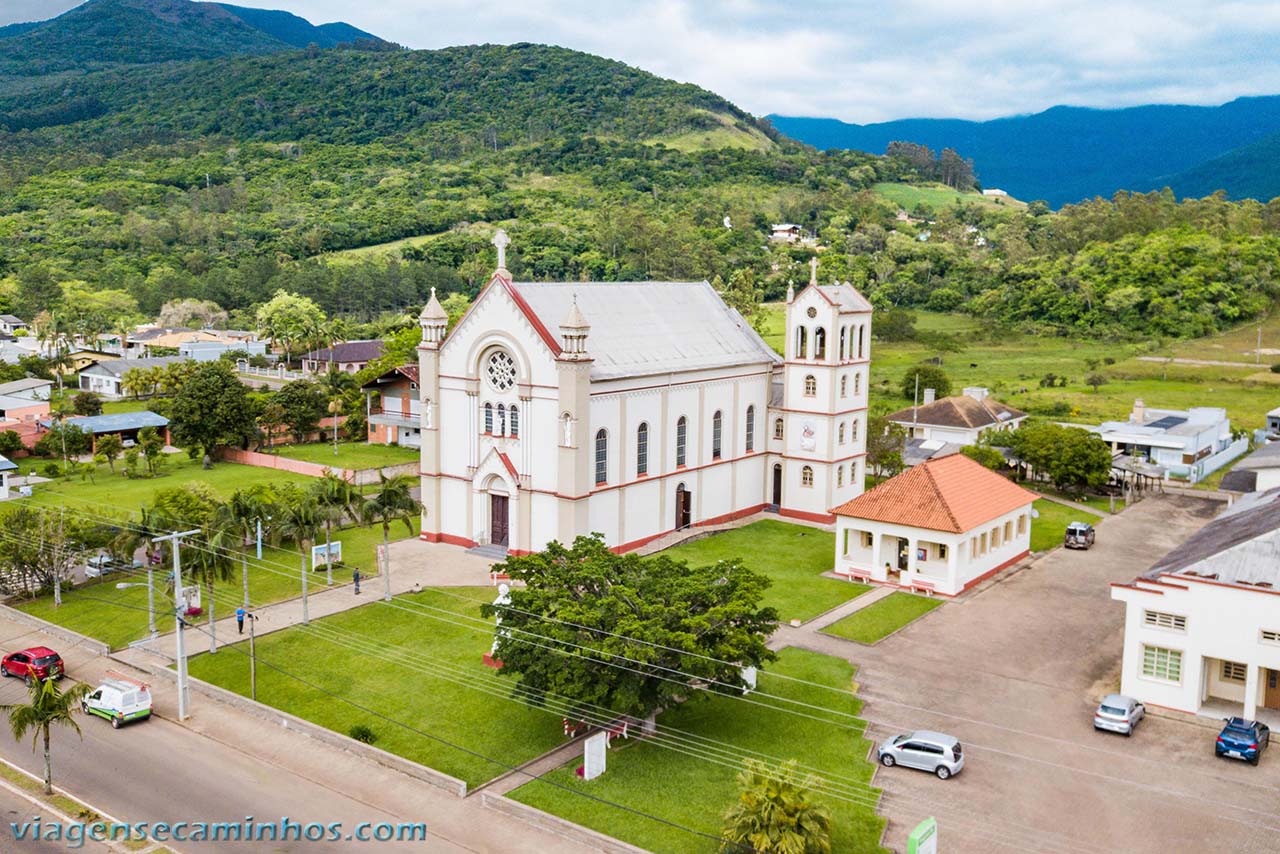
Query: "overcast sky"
6 1 1280 123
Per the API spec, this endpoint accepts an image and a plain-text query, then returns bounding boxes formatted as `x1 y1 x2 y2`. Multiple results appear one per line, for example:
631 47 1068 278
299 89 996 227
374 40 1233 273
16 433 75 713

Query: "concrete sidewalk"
134 537 501 656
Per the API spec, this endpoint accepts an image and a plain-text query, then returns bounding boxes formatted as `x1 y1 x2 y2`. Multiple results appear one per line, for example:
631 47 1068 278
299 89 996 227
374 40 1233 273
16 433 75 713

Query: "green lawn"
271 441 419 470
1039 488 1122 515
14 517 419 649
101 398 159 415
186 587 565 788
872 182 1025 211
1030 498 1099 553
820 592 943 644
18 456 314 515
655 520 871 623
510 648 886 854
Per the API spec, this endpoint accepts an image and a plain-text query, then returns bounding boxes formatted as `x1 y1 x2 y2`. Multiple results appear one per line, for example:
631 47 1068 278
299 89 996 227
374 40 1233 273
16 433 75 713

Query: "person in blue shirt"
235 607 246 634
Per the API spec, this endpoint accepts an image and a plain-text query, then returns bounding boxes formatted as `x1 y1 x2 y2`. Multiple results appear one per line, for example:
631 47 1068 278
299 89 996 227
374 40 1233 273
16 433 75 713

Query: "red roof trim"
497 451 519 480
503 279 563 357
798 283 836 306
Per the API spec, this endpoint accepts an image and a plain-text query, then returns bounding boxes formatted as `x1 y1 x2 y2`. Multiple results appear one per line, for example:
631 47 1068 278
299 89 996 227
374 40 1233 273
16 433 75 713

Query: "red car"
1 647 64 685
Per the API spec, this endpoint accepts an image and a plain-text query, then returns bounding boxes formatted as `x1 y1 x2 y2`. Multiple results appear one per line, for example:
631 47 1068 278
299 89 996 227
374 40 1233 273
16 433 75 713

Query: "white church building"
415 231 873 555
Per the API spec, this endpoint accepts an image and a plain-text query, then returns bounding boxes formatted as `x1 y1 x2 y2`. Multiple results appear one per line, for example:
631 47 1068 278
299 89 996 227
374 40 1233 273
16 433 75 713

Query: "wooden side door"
1265 669 1280 710
490 495 509 546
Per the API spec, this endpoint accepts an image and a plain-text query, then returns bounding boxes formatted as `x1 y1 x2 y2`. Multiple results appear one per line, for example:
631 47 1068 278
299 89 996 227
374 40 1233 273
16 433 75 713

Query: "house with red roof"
831 454 1038 596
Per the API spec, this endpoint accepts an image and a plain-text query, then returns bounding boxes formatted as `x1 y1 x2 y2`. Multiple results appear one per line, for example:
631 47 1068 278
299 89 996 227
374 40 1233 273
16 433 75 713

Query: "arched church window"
773 418 784 440
839 326 847 359
497 403 506 436
509 405 519 437
636 422 649 476
837 466 844 488
745 405 755 452
857 325 865 359
838 423 846 444
840 376 848 398
676 416 688 467
851 418 859 442
483 402 493 434
712 410 723 460
814 327 826 359
595 429 608 485
804 375 816 397
854 372 861 395
795 327 807 359
801 466 814 487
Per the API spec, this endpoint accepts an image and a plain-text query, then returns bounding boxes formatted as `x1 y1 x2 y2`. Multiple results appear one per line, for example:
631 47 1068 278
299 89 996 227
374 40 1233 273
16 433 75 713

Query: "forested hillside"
0 23 1278 343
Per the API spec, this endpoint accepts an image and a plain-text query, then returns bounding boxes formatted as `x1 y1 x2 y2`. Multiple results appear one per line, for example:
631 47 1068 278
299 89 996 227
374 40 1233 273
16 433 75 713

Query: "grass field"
872 182 1025 212
15 518 417 649
101 398 158 415
655 520 871 624
187 587 566 788
271 441 419 470
510 648 886 854
820 592 943 644
1030 498 1099 553
17 456 314 516
760 305 1280 430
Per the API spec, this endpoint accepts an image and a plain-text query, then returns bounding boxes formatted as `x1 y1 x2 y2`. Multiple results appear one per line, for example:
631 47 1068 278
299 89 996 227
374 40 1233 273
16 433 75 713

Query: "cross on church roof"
809 256 818 286
492 229 511 271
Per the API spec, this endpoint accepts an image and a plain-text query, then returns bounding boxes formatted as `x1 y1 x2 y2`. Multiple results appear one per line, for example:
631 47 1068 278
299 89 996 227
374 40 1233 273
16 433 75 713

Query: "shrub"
1271 363 1280 374
348 724 377 744
41 462 63 478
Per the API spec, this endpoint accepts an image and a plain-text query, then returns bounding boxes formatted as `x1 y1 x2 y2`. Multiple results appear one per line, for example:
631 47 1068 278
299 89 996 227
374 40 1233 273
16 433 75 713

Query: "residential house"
78 356 186 399
0 316 27 335
1110 488 1280 724
415 232 871 554
44 411 171 452
0 453 15 499
302 340 386 375
1264 405 1280 440
981 188 1008 197
1090 399 1247 483
888 387 1027 446
0 389 51 448
831 453 1037 596
179 340 268 362
56 350 117 377
0 379 53 401
0 340 38 365
1221 442 1280 494
362 365 421 448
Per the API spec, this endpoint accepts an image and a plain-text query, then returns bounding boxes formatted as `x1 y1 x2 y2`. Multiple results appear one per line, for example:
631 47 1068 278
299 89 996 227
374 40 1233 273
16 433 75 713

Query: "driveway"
778 495 1280 853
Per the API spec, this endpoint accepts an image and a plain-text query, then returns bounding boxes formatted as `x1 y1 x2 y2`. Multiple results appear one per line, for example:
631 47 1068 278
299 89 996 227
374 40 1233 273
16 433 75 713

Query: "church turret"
559 296 590 359
419 287 448 347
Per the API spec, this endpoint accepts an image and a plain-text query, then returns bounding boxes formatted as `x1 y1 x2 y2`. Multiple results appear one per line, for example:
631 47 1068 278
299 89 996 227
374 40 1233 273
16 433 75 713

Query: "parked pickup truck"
1064 522 1096 550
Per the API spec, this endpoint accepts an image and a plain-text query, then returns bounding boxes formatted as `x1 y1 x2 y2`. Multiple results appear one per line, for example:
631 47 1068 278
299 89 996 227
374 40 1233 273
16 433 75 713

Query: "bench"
910 579 937 596
835 567 872 583
489 571 511 586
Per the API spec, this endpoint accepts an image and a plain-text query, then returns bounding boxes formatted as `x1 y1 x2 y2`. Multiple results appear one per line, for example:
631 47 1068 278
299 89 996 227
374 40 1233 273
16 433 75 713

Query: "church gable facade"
416 231 873 556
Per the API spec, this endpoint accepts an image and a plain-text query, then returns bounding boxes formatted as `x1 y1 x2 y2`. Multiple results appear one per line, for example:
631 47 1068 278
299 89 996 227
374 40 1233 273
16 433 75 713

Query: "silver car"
1094 694 1145 736
877 731 964 779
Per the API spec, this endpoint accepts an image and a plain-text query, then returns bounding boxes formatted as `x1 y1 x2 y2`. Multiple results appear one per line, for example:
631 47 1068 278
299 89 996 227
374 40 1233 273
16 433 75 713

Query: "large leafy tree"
481 535 778 721
1004 422 1111 493
1 677 92 795
899 364 951 401
865 414 906 479
255 290 325 359
167 361 257 458
273 380 327 443
720 759 832 854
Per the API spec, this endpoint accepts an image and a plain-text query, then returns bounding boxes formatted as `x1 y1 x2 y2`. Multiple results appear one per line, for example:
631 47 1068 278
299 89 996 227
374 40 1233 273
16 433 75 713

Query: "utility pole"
300 548 309 625
152 528 200 721
247 611 259 702
241 553 249 609
256 517 263 560
1258 323 1263 366
147 561 156 639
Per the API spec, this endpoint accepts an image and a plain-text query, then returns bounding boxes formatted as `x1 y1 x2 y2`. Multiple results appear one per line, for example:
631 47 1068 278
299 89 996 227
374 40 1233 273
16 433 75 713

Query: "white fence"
1189 437 1250 483
236 361 307 382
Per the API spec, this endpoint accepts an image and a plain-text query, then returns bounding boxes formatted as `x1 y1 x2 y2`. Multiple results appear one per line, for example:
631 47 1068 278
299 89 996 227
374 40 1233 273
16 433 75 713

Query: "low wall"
140 662 468 798
220 448 351 479
0 603 111 656
480 793 648 854
349 461 418 486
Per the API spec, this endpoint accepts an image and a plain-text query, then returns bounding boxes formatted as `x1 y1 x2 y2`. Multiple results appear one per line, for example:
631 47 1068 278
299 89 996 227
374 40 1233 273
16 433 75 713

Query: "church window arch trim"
636 422 649 476
676 416 688 467
712 410 723 460
595 429 608 485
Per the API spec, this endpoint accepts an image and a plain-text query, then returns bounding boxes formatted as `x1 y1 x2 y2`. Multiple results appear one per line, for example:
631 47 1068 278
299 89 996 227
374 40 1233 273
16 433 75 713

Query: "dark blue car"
1216 717 1270 765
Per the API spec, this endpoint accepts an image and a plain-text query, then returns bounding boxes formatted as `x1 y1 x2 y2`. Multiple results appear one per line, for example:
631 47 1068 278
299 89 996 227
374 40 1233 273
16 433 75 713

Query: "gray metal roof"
1232 441 1280 471
80 357 186 377
815 284 873 313
1143 488 1280 586
61 411 169 434
512 281 781 381
0 378 51 396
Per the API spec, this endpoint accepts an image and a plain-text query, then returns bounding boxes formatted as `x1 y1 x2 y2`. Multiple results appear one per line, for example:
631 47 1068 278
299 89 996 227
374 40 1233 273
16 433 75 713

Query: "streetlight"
246 611 260 701
151 529 200 721
115 577 157 640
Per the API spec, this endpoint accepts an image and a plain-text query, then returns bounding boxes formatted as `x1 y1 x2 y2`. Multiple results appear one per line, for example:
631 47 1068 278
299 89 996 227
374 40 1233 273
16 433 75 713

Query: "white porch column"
1244 664 1261 720
906 536 918 577
870 531 883 580
946 539 959 593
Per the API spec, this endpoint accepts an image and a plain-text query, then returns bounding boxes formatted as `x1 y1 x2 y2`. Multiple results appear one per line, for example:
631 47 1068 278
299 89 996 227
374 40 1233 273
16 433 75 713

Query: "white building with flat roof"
1111 489 1280 724
1090 399 1245 482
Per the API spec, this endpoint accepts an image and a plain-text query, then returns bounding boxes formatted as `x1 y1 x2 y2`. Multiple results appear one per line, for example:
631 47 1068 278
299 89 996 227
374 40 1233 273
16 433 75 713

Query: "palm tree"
310 473 360 586
218 487 278 608
188 516 239 653
720 759 832 854
360 473 421 601
1 677 92 795
278 493 322 625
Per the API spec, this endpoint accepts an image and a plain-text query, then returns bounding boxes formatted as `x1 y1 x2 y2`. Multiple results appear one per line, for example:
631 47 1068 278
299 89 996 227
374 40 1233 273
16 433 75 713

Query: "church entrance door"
490 494 509 546
675 484 692 530
771 464 782 509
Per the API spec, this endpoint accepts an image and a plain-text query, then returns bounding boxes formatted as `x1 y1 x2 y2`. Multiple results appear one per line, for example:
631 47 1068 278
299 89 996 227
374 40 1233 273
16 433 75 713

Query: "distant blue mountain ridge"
768 97 1280 207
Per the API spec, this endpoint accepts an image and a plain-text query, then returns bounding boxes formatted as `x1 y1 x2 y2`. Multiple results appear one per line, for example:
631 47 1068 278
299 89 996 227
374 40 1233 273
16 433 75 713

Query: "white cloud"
4 0 1279 122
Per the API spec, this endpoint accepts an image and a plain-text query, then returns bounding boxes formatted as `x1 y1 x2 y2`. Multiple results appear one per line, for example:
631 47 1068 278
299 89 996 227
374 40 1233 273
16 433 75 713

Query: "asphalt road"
0 782 111 854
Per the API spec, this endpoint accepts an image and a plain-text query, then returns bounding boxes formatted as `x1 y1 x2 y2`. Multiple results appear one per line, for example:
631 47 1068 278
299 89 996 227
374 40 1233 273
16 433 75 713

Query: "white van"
82 675 152 729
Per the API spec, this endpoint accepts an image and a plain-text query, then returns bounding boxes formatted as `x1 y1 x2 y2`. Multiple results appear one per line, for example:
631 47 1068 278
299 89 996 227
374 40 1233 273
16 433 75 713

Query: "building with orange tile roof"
831 453 1038 596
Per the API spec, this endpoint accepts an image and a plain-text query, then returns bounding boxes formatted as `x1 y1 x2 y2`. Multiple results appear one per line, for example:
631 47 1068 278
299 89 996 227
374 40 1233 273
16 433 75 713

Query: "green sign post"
907 817 938 854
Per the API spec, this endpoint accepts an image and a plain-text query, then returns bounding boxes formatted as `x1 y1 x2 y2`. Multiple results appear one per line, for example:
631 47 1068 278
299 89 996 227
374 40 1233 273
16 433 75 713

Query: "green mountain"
1152 131 1280 201
0 0 386 77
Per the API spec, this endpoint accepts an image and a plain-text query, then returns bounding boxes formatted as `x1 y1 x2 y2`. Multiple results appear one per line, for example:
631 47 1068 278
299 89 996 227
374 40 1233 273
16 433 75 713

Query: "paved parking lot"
779 494 1280 853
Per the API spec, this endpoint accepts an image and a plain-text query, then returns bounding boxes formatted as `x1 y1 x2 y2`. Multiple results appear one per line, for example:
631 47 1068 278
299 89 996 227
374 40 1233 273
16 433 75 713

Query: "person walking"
235 606 246 634
352 568 361 595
